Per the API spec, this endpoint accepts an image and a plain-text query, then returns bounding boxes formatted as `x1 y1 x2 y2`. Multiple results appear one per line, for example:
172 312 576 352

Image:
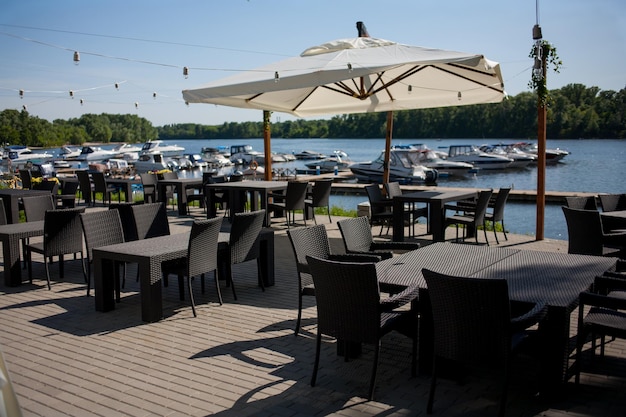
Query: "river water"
53 138 626 240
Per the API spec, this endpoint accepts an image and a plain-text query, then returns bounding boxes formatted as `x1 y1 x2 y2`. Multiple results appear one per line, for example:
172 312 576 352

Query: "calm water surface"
61 138 626 239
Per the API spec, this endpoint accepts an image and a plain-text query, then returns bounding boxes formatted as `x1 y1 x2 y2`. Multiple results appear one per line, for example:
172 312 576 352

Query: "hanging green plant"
528 40 562 107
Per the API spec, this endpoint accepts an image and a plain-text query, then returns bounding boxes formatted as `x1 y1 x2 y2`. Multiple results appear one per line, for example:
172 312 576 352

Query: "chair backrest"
32 180 59 194
228 209 265 264
0 197 7 225
284 181 309 210
22 194 55 222
90 172 108 192
490 187 511 222
139 172 157 186
565 196 598 211
307 255 381 344
364 184 390 216
562 206 604 255
422 268 512 365
161 171 178 180
310 179 332 207
472 190 493 225
187 217 223 278
229 173 244 182
80 209 125 261
109 202 140 241
131 202 170 239
384 181 403 199
42 207 86 256
337 216 375 253
60 180 80 196
287 224 333 277
599 194 626 212
76 170 92 204
19 170 32 189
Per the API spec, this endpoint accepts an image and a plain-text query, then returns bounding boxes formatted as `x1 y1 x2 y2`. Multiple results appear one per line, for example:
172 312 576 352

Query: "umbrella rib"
438 63 504 92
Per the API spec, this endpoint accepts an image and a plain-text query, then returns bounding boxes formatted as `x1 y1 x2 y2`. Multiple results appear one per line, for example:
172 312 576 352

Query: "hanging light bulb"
69 90 74 99
80 99 84 105
185 101 189 107
73 51 80 64
153 92 157 99
408 85 413 94
115 82 119 90
347 63 353 72
135 102 139 109
22 104 27 111
457 91 462 101
19 89 24 99
274 71 279 83
183 67 189 79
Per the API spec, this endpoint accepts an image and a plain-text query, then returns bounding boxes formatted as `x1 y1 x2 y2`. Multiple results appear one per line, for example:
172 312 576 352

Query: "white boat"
444 145 513 170
294 150 327 160
59 145 81 159
183 153 208 168
305 150 352 172
132 152 174 173
229 144 262 165
112 143 141 161
515 141 569 164
2 145 54 166
408 148 477 177
349 149 439 184
479 144 535 169
204 152 234 168
75 145 119 162
140 140 185 157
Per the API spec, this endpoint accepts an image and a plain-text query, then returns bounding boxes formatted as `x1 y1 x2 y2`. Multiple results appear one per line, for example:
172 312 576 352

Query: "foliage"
528 40 562 107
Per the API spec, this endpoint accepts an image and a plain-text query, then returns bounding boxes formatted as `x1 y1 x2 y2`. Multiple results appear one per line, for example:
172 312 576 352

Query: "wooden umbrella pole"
383 111 393 185
535 54 547 240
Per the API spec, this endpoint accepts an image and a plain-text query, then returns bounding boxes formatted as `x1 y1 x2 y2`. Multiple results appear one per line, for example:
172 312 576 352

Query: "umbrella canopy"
183 37 505 116
183 35 506 182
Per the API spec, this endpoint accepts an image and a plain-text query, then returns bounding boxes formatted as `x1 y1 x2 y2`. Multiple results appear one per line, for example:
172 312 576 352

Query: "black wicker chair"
91 172 117 206
22 194 55 222
19 169 32 189
599 193 626 212
562 206 626 256
364 184 394 236
337 216 420 260
444 189 493 244
422 268 546 417
26 207 87 290
286 224 382 336
268 181 309 228
385 181 428 236
0 197 6 225
80 209 126 297
162 217 224 317
484 187 511 244
217 210 265 300
304 179 333 224
131 202 170 240
565 196 598 211
55 180 79 208
76 170 93 206
306 255 418 401
139 173 158 203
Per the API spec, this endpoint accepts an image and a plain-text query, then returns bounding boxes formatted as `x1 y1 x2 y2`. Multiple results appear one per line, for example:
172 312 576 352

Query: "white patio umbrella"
183 34 506 181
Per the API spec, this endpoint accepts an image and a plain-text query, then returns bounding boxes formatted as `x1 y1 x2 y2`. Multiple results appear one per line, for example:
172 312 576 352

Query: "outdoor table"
601 209 626 232
0 189 52 224
392 190 477 242
205 180 288 226
157 178 203 215
93 228 275 322
105 177 141 203
376 242 617 396
0 221 44 286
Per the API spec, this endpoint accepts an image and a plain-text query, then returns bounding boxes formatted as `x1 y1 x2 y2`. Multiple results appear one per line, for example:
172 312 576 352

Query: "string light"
19 89 24 98
69 90 74 98
153 92 157 99
22 105 27 111
80 98 84 105
408 85 412 94
457 91 462 100
274 71 279 83
183 67 189 79
347 63 352 72
134 102 139 109
115 82 119 90
73 51 80 64
185 101 189 106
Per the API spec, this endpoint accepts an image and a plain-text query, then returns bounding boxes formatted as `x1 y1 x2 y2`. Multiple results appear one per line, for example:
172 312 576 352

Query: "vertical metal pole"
535 53 547 240
263 110 272 181
383 111 393 185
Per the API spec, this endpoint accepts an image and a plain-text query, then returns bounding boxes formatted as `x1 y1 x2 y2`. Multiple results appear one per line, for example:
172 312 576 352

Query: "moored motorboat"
2 145 54 167
294 150 327 160
406 148 477 177
515 141 569 164
229 144 262 165
349 149 438 184
74 145 119 162
140 140 185 157
305 150 352 172
479 144 535 169
444 145 513 170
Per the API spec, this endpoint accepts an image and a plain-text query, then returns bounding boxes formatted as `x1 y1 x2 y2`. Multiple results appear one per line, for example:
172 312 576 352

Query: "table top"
601 210 626 219
0 189 51 196
0 220 45 238
395 190 477 203
377 242 616 311
157 178 203 185
205 180 288 191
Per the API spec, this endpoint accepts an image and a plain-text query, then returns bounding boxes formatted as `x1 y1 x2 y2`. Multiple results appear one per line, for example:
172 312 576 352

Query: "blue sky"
1 0 624 127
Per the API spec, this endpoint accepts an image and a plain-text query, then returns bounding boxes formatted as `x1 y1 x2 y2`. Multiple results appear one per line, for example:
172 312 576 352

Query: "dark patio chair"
268 181 309 228
307 255 418 401
337 216 420 260
32 179 59 195
384 181 428 236
55 180 79 208
161 217 223 317
304 179 333 224
91 172 117 206
80 209 126 297
599 193 626 212
139 173 158 203
160 171 178 210
562 206 626 256
131 202 170 240
444 189 493 244
26 207 87 290
22 194 55 222
109 202 141 242
0 198 7 225
484 187 511 244
422 268 546 417
76 170 93 206
565 196 598 211
19 169 33 189
286 224 382 336
364 183 394 236
217 210 265 300
186 171 214 214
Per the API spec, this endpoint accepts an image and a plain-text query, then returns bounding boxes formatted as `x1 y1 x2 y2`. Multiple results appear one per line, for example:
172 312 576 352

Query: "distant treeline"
1 84 624 148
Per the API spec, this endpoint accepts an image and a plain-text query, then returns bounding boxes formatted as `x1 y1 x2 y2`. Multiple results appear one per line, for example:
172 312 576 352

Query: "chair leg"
311 332 322 387
187 275 197 317
177 273 185 301
493 222 500 244
501 220 508 241
368 341 380 401
44 257 51 290
327 206 332 223
427 360 438 414
499 360 511 417
295 292 303 336
213 270 223 305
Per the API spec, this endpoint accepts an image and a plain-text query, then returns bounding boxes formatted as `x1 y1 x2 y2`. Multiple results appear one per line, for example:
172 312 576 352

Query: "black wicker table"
0 221 44 287
0 189 52 224
376 242 617 395
156 178 203 215
93 229 275 322
601 209 626 232
391 190 477 242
